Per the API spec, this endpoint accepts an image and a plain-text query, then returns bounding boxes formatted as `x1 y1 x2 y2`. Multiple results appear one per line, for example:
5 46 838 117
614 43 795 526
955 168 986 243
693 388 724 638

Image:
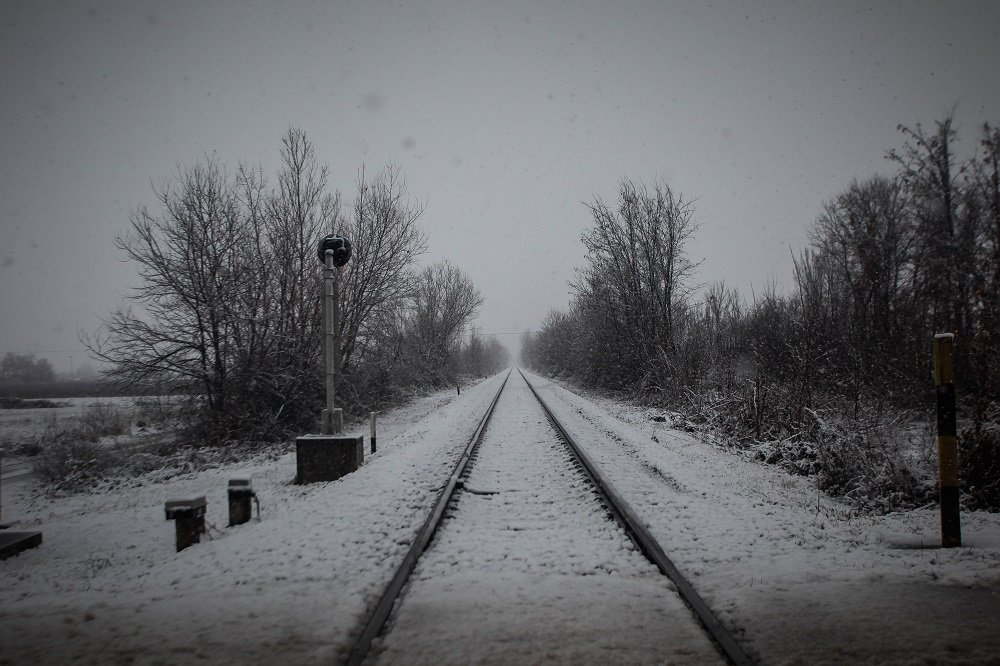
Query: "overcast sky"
2 0 999 372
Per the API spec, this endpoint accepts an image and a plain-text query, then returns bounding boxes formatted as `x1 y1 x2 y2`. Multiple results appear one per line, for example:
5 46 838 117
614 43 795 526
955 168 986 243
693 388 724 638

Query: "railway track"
0 456 33 483
346 369 751 665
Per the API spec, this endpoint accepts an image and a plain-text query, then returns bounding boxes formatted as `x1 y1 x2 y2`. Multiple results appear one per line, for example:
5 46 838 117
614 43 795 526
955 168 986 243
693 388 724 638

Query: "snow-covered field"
1 370 999 665
0 375 505 664
0 395 182 464
0 397 137 435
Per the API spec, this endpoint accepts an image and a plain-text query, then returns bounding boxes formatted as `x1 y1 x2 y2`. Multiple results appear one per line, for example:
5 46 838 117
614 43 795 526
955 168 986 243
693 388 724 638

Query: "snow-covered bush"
76 402 131 442
133 395 185 430
811 407 933 513
961 405 1000 511
34 434 116 491
0 428 47 457
677 378 934 511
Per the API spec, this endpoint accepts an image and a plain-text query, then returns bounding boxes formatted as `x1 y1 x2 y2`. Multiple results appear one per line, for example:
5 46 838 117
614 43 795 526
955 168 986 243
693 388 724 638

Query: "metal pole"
322 254 333 433
934 333 961 548
370 412 377 453
332 256 343 434
322 253 343 435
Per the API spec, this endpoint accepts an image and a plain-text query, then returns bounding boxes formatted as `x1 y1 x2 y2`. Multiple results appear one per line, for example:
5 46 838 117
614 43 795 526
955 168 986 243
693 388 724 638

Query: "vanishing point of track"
345 369 752 666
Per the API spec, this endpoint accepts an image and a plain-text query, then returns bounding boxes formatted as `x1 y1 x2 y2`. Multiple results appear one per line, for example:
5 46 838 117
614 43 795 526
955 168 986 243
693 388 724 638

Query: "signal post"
296 235 364 484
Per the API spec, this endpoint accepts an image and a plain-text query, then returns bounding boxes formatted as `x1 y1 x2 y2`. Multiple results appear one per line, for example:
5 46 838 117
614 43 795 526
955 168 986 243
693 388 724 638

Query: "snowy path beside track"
525 370 1000 665
371 371 721 665
0 374 506 665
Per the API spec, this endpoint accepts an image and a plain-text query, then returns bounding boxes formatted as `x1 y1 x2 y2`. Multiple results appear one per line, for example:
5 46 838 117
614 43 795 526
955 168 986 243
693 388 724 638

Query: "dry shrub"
0 428 47 457
76 402 132 441
813 408 933 512
682 379 933 512
961 404 1000 511
32 402 142 492
34 433 117 491
133 395 185 429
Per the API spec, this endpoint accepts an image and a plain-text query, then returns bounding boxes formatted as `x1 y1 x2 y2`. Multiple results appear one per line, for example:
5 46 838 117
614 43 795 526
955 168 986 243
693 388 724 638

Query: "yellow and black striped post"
934 334 961 548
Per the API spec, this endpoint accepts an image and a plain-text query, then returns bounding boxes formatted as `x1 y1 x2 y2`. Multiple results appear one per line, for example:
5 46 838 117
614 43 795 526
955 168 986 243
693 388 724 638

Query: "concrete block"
164 495 207 552
228 476 254 527
164 495 207 520
296 435 364 484
0 531 42 560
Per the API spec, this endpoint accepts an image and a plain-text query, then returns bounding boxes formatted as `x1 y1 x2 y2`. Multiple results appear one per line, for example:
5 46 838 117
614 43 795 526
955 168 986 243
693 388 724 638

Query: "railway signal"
295 235 365 484
319 234 351 434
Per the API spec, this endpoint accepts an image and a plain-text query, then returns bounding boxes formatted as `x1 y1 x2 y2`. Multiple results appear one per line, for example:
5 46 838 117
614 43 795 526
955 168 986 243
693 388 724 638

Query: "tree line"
85 128 508 443
0 353 56 384
522 111 1000 511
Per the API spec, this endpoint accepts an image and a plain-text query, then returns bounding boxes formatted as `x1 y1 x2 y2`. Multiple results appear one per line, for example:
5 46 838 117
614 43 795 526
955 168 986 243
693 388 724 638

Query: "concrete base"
0 531 42 560
296 435 364 484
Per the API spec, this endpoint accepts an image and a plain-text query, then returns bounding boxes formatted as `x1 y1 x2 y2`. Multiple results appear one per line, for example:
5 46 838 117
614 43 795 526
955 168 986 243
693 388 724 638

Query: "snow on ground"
526 370 1000 665
0 375 503 665
0 396 151 431
2 369 999 665
372 371 721 665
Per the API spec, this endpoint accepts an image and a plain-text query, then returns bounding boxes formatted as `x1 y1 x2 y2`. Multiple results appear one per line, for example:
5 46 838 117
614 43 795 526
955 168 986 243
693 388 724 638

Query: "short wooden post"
934 334 961 548
370 412 377 454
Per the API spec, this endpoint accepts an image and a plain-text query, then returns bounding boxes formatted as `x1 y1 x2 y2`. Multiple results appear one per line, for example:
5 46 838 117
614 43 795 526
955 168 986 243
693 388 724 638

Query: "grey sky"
2 0 999 371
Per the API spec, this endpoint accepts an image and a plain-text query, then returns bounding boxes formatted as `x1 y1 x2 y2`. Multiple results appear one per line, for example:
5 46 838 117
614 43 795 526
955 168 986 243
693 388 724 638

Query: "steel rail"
519 368 753 666
344 369 512 666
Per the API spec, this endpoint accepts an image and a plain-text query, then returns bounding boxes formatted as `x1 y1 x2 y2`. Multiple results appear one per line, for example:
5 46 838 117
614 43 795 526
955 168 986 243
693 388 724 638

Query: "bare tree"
680 281 746 392
462 327 487 377
979 123 1000 292
574 177 699 391
887 111 973 335
0 353 56 384
480 337 510 375
231 128 342 427
338 164 427 375
457 328 510 377
971 123 1000 404
530 308 580 377
85 155 245 416
809 175 918 401
404 261 484 384
84 133 429 439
